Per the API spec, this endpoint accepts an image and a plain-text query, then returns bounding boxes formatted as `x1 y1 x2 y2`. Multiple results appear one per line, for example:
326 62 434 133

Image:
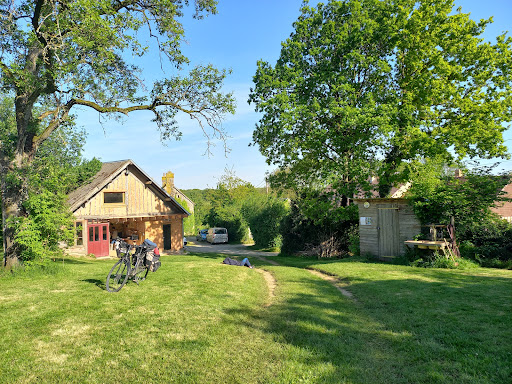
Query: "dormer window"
104 192 125 204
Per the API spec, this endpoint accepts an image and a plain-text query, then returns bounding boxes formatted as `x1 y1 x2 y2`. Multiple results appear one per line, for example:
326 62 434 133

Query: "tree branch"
71 98 197 116
32 99 76 150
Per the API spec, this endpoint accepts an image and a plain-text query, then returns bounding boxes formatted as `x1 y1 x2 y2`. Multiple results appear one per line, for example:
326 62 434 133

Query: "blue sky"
79 0 512 190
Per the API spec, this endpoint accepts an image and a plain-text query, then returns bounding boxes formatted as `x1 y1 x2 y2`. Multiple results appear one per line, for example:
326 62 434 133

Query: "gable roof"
67 159 189 215
353 177 411 199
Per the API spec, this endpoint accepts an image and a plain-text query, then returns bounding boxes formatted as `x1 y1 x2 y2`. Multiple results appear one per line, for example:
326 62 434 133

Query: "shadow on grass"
183 251 233 260
81 278 107 290
223 267 512 383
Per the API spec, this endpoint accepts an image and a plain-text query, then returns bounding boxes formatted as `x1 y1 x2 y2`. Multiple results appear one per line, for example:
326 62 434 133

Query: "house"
67 160 189 257
491 183 512 222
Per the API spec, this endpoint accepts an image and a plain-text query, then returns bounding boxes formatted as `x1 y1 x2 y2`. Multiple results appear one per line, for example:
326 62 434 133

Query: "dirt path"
307 269 356 301
254 269 277 307
187 240 354 304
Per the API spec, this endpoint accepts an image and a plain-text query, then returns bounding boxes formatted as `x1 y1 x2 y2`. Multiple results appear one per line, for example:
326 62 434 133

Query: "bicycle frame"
106 239 149 292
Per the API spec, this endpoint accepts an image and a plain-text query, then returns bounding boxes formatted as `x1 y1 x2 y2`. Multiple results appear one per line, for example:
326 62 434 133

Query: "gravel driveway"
185 240 278 258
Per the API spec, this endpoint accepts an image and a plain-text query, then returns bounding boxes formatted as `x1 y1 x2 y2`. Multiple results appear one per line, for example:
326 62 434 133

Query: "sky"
79 0 512 190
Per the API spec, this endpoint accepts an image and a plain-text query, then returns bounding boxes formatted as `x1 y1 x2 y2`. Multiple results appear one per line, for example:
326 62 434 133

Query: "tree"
241 193 289 249
0 1 236 266
279 188 358 257
249 0 512 198
181 188 215 230
203 168 257 243
409 163 511 236
408 163 512 265
0 95 101 266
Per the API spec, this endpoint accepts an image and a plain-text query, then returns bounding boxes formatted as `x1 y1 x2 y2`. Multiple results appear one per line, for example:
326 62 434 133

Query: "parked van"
207 227 228 244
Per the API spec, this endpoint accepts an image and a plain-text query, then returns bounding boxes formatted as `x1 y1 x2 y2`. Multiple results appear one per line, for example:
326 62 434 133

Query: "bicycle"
106 239 150 292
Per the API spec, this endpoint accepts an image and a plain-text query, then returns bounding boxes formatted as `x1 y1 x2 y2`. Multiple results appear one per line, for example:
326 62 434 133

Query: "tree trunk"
1 154 30 268
1 87 39 267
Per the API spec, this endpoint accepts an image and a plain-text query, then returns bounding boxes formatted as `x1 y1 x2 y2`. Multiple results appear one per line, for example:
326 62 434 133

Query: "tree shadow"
222 267 512 383
181 252 234 260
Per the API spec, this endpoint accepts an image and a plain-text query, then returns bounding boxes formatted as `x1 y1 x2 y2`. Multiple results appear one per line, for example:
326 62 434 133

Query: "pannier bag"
149 260 161 272
144 239 161 272
143 239 158 250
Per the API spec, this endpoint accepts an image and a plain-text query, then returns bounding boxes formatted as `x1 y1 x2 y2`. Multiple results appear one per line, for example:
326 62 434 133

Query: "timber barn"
353 198 421 261
67 160 189 257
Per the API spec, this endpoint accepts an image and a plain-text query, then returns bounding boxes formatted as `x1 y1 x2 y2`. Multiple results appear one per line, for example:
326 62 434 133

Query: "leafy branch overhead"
0 0 235 159
249 0 512 197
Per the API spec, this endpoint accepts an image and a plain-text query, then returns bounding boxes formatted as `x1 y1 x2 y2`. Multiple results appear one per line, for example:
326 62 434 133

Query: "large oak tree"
249 0 512 198
0 0 235 267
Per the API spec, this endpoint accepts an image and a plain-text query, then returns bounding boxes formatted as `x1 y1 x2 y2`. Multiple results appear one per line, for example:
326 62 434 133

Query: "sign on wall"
360 217 373 226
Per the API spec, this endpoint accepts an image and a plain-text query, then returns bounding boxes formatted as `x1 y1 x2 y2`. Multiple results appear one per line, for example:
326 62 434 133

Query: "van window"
215 228 227 234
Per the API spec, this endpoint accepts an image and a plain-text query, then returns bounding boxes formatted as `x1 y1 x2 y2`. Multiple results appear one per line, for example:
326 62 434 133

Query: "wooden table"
404 240 448 250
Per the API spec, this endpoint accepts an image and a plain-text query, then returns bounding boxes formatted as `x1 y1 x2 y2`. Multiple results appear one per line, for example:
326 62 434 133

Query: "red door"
88 223 110 257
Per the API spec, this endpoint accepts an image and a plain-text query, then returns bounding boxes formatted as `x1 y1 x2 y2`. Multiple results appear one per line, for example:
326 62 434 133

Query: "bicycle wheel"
132 257 149 284
106 259 130 292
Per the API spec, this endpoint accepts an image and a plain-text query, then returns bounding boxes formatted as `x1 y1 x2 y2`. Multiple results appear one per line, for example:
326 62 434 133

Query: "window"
104 192 125 204
75 222 83 246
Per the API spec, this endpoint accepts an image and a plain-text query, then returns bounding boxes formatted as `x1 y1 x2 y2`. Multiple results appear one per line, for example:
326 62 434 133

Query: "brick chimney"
162 171 175 196
454 169 463 178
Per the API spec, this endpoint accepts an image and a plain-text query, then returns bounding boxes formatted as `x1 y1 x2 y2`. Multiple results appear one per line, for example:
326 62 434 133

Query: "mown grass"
270 256 512 383
0 253 511 383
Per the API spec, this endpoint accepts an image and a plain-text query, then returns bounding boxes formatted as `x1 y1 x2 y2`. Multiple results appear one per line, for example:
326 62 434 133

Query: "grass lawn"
0 253 511 383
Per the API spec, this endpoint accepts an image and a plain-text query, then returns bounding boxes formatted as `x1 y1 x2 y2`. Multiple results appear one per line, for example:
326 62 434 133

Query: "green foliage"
0 96 102 267
202 169 265 243
410 166 511 231
1 1 233 132
181 188 214 229
280 189 359 257
249 0 512 195
0 1 235 151
242 195 289 249
205 206 249 243
174 196 195 235
458 217 512 268
8 190 73 267
31 131 103 195
408 164 512 267
408 251 479 270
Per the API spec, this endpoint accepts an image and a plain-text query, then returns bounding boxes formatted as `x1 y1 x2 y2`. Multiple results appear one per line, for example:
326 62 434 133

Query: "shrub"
242 196 289 249
205 206 249 243
409 166 512 268
279 191 358 258
8 190 73 267
409 251 479 269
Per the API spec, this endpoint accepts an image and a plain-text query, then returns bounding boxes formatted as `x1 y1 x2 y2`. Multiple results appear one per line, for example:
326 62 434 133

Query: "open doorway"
163 224 171 250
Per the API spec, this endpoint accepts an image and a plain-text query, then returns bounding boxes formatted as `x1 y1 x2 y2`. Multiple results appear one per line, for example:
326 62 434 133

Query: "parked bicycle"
106 238 161 293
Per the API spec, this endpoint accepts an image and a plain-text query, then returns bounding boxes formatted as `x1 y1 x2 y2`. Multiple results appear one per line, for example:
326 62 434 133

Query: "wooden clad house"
67 160 189 257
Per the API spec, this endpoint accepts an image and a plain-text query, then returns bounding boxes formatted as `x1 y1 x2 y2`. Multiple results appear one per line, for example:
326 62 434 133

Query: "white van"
207 227 228 244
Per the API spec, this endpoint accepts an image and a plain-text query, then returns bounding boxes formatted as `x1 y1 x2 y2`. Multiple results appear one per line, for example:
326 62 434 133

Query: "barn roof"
67 159 189 215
